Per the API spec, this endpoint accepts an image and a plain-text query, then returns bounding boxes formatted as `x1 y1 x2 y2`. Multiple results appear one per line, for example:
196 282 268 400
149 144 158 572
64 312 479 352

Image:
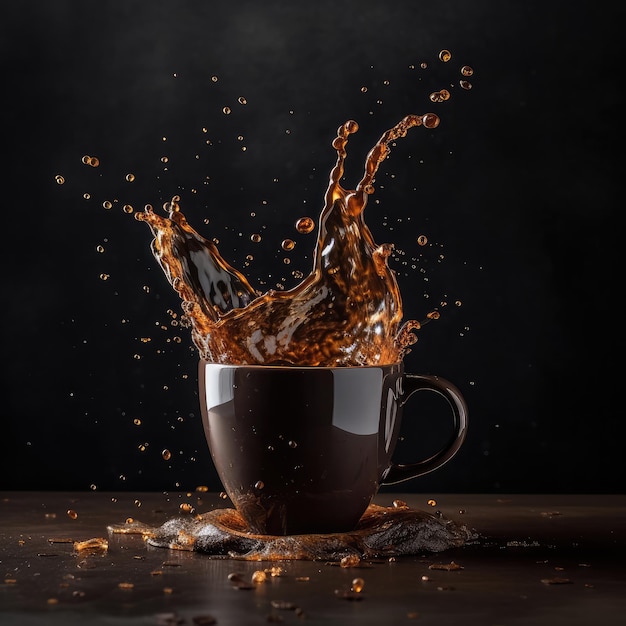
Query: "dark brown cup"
199 361 467 535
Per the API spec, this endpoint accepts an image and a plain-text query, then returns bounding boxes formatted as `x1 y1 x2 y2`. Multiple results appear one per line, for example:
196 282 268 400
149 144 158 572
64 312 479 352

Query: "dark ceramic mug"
198 361 467 535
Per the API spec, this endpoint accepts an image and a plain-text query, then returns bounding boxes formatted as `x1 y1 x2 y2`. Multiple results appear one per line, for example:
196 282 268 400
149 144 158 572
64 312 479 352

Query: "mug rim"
199 360 403 371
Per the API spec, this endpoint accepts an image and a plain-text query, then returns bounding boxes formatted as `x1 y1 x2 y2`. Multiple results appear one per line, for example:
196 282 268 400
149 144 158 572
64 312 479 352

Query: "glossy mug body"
199 362 467 535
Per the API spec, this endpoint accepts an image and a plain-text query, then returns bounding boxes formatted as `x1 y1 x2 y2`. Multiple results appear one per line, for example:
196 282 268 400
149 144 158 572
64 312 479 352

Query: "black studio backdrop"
1 1 623 494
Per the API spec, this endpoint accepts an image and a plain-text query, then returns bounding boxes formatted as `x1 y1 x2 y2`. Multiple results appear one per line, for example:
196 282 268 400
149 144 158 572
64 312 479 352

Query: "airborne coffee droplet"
295 217 315 234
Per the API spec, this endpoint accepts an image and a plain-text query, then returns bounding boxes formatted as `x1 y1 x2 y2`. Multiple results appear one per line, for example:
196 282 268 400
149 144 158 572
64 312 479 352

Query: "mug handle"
381 373 468 485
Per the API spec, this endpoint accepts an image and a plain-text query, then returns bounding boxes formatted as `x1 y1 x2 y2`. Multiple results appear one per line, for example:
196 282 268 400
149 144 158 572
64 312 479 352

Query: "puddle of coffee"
109 502 476 560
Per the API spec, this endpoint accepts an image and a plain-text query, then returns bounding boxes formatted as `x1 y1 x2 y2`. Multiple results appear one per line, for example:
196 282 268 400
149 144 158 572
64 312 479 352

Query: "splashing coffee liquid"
136 113 439 366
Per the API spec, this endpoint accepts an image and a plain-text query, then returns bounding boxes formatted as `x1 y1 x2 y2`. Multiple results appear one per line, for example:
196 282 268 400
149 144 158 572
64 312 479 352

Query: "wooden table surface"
1 492 625 625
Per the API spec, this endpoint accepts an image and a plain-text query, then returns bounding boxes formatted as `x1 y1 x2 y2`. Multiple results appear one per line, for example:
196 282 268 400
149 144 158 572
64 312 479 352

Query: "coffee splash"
136 113 440 366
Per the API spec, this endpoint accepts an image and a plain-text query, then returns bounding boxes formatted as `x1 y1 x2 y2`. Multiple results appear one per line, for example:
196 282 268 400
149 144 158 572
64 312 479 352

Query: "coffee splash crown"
136 114 439 366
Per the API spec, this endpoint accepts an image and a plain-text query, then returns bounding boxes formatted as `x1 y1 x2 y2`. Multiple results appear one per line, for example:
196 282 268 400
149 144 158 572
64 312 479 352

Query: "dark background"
1 1 623 494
